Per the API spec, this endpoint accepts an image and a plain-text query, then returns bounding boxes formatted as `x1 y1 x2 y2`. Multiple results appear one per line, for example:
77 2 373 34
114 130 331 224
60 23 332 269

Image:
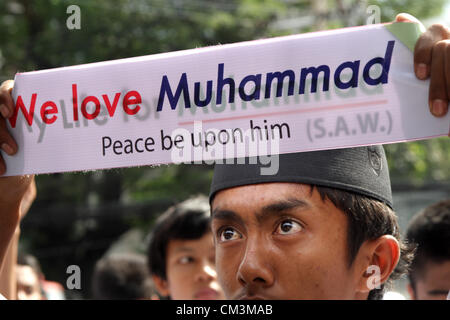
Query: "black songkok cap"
209 145 393 209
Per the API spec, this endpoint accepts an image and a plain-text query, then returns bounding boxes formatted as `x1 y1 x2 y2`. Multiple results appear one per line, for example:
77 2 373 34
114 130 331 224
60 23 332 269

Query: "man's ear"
356 235 400 294
152 275 170 297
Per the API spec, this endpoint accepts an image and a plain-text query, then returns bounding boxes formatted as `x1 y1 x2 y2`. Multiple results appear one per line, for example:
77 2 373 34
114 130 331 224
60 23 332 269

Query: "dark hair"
405 200 450 291
147 195 211 281
17 252 43 278
312 185 414 300
92 253 155 300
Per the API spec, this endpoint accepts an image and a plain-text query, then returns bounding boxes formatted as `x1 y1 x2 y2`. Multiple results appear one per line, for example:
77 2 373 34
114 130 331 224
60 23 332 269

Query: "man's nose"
236 237 274 290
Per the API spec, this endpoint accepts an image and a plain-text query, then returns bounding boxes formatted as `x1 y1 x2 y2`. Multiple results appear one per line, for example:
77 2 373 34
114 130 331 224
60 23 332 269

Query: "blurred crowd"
2 181 449 300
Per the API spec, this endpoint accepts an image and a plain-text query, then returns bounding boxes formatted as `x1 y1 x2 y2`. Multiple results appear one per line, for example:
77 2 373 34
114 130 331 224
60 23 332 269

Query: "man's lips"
234 292 269 300
238 295 267 300
194 288 219 300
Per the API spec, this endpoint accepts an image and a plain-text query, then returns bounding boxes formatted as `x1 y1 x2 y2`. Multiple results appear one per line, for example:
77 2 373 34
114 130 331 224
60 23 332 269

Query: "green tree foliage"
369 0 447 21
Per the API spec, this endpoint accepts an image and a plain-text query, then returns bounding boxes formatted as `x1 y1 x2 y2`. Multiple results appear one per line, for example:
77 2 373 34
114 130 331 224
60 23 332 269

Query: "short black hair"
406 200 450 291
17 252 43 278
147 195 211 281
312 186 414 300
92 253 155 300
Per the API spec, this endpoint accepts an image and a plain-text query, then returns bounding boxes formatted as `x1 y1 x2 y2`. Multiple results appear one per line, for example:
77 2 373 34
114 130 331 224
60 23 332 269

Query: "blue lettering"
194 81 213 107
155 41 395 112
363 40 395 86
265 70 295 98
334 61 360 89
216 63 235 104
239 74 262 101
299 65 330 94
157 73 191 111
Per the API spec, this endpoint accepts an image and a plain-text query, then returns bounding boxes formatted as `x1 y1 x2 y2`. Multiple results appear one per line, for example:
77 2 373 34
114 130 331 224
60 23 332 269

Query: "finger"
395 13 422 25
415 24 450 80
0 117 18 156
429 40 449 117
0 80 15 118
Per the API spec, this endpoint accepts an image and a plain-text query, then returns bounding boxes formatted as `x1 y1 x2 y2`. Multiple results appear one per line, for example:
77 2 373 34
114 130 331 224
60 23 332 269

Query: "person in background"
16 252 44 300
147 195 225 300
92 253 157 300
41 279 66 300
406 199 450 300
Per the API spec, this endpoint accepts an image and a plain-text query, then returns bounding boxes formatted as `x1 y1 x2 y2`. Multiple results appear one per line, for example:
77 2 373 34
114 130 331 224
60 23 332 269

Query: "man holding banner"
207 14 449 300
0 13 449 299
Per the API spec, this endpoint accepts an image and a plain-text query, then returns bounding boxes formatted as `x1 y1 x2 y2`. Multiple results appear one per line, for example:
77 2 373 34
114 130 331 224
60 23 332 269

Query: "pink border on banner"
178 99 389 126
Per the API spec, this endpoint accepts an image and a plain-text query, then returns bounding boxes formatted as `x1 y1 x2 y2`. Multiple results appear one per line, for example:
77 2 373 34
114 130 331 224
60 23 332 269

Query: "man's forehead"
211 182 312 209
16 266 39 284
209 183 341 224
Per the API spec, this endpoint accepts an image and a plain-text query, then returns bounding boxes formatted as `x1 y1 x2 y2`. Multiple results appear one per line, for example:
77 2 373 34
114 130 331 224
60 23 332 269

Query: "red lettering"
72 84 78 121
102 93 121 117
71 86 142 121
40 101 58 124
8 94 37 128
123 90 141 115
81 96 101 120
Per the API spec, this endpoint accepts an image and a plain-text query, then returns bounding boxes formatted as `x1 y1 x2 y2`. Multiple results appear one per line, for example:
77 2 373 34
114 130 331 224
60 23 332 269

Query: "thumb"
395 13 426 33
395 12 422 24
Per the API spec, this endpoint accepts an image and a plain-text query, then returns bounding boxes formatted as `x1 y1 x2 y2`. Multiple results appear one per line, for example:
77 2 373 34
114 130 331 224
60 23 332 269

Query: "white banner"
5 22 449 176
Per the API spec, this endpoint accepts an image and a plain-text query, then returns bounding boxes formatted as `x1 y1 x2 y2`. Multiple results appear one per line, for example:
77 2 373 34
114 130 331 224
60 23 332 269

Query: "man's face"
16 265 43 300
211 182 365 300
411 260 450 300
164 232 225 300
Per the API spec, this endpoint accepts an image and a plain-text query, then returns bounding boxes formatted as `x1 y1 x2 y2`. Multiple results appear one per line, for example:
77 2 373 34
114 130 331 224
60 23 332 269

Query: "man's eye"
219 227 242 242
179 256 194 264
276 219 302 235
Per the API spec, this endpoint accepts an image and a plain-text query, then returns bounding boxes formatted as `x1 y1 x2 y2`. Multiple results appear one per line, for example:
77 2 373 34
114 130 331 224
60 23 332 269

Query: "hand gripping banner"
5 22 449 176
